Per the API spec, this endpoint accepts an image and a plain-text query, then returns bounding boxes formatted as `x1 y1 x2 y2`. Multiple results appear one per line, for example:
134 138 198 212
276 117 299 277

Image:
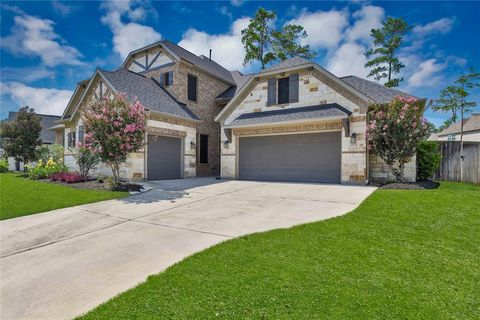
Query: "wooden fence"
434 141 480 184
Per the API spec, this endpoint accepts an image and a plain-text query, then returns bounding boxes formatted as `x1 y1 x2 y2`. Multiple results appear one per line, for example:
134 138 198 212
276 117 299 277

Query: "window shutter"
159 73 164 87
72 132 76 147
267 78 276 106
289 73 299 103
78 126 84 143
168 71 173 86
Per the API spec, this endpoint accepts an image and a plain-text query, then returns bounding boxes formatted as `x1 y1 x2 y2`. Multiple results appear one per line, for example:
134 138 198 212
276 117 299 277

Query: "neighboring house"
6 111 61 171
429 113 480 142
56 41 420 183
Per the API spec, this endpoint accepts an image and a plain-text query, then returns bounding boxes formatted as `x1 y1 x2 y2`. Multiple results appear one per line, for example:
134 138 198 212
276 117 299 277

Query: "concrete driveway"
0 179 376 319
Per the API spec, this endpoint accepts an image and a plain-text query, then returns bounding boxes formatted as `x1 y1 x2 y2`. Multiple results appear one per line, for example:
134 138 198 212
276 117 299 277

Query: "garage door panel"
147 135 182 180
239 132 341 183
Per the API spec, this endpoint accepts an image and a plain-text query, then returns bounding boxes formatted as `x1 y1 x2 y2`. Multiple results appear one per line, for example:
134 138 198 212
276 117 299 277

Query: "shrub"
0 159 8 173
37 144 64 163
50 172 86 183
416 141 441 180
27 158 68 180
367 96 430 182
73 143 99 178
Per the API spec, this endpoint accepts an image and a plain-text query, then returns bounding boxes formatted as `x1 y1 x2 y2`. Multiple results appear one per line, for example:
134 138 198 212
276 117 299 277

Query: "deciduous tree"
82 93 146 185
367 96 430 182
0 106 42 166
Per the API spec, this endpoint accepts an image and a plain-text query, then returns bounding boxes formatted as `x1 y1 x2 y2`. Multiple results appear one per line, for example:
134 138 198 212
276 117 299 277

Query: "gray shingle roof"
8 111 61 144
160 41 235 85
262 57 311 73
225 103 352 128
216 71 252 102
340 75 418 104
437 114 480 136
100 69 199 121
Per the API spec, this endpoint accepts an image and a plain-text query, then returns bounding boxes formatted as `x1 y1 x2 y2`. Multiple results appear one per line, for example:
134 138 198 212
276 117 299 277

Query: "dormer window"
267 73 299 106
160 71 173 87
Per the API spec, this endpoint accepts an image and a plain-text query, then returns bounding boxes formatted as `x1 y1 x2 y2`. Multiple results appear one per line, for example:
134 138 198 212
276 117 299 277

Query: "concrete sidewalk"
0 179 376 319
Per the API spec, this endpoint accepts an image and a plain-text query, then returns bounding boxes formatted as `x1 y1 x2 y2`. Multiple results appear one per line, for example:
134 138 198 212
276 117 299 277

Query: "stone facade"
137 49 230 176
369 153 416 183
220 68 369 184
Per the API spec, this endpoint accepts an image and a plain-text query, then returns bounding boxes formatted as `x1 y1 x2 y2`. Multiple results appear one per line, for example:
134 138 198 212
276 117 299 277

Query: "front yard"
80 182 479 319
0 173 127 220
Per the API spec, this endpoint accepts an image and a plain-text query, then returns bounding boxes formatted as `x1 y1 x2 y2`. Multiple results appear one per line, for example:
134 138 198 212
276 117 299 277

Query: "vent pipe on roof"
209 49 212 61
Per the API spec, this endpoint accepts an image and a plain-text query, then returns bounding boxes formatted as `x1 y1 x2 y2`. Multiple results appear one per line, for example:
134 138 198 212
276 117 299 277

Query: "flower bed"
50 172 87 183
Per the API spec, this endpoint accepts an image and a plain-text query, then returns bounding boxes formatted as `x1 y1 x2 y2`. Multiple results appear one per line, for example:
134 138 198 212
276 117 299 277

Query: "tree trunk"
391 161 405 182
110 162 120 186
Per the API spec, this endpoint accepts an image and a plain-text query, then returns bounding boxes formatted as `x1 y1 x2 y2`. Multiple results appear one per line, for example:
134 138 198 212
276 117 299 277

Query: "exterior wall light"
190 140 196 149
223 141 229 149
350 133 357 144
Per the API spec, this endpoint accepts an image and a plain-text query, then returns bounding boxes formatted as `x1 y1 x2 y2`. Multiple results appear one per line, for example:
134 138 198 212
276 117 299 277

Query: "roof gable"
438 114 480 136
68 68 199 123
121 40 235 85
215 60 373 123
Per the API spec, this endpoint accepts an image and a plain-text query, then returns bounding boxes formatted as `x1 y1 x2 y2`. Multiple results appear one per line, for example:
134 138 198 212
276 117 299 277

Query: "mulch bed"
380 180 440 190
44 179 143 192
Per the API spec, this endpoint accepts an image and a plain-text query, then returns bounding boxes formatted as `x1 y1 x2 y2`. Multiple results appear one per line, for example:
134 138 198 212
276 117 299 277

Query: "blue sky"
1 0 479 126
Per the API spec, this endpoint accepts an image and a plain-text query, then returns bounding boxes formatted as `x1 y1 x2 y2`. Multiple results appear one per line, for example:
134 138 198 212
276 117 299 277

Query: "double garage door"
147 134 182 180
239 132 341 183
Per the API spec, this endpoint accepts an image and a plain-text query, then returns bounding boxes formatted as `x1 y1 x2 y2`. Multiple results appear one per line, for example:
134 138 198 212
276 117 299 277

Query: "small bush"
416 141 441 180
50 172 86 183
26 158 68 180
37 144 64 163
0 159 8 173
73 144 99 178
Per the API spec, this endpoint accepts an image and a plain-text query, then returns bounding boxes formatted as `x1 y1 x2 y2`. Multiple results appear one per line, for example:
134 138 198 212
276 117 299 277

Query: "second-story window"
160 71 173 87
277 78 290 104
188 74 197 102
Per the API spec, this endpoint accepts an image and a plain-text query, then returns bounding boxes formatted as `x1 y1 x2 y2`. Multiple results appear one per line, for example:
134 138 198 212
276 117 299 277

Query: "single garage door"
147 134 182 180
239 132 341 183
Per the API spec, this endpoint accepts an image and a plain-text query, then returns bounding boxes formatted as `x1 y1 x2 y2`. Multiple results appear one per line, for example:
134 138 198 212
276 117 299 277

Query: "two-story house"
56 41 420 184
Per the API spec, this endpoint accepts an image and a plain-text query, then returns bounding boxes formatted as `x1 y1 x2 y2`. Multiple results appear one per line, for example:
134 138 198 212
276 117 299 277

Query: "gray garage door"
147 135 182 180
239 132 341 183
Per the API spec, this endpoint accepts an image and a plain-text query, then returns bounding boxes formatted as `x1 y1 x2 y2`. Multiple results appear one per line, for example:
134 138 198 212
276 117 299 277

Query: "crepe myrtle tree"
82 93 146 185
367 96 430 182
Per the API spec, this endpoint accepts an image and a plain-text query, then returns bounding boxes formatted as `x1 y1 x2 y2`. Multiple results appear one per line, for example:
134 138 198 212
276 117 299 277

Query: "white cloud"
217 6 233 19
1 82 72 115
407 59 445 88
287 9 349 49
413 18 454 36
51 0 73 17
1 66 55 83
179 17 250 71
1 14 83 66
326 42 369 78
345 5 384 43
101 0 162 59
230 0 243 7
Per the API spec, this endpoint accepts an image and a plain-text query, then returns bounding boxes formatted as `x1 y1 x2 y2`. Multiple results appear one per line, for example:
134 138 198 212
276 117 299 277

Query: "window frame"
187 73 197 102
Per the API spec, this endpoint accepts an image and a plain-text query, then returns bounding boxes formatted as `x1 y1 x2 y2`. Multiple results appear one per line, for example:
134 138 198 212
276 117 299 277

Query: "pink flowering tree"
82 93 146 185
367 96 430 182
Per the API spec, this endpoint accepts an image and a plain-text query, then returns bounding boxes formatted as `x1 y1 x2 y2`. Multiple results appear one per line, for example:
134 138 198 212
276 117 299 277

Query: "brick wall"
143 58 229 176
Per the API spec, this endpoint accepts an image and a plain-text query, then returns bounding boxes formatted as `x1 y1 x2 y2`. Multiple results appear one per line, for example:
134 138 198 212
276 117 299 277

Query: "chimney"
209 49 212 61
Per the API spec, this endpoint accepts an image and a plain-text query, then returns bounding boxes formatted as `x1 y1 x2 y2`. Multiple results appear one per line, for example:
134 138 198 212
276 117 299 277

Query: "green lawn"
80 182 480 319
0 172 127 220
